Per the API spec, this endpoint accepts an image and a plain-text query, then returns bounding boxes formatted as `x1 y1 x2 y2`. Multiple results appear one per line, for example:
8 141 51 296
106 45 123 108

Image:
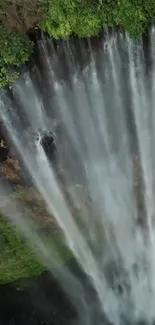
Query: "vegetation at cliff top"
0 25 33 87
0 0 155 87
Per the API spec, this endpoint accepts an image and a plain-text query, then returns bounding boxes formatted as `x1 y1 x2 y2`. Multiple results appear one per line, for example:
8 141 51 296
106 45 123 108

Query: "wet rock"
1 158 20 181
0 128 9 163
132 153 146 228
39 130 57 161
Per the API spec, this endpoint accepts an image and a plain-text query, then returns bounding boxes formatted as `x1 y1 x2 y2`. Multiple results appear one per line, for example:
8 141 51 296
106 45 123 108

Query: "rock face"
1 157 20 181
132 153 146 227
0 124 22 187
0 126 73 285
0 0 44 35
0 270 76 325
0 126 9 163
0 259 112 325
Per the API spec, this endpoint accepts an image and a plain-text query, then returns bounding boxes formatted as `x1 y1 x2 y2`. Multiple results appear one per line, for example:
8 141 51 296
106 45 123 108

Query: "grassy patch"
0 215 72 284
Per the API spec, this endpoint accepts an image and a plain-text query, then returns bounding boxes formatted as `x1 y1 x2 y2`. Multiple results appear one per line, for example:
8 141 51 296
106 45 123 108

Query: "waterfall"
0 29 155 325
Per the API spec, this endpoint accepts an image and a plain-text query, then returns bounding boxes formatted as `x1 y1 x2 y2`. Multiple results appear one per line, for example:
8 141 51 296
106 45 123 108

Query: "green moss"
12 189 28 200
0 215 72 284
0 216 42 284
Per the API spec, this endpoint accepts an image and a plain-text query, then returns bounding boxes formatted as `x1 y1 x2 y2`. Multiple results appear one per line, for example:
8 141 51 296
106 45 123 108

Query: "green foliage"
0 214 72 284
39 0 155 39
143 0 155 22
112 0 146 39
0 216 44 284
73 7 102 38
0 67 19 88
40 0 102 38
0 26 33 88
13 189 28 200
0 26 33 66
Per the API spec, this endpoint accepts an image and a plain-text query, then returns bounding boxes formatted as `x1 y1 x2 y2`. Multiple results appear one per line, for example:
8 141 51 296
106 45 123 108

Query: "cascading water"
0 28 155 325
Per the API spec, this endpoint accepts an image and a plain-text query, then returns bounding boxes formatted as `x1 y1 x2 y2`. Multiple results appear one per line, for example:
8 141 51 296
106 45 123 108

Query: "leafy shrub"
112 0 146 39
73 7 102 38
40 0 102 38
0 26 33 87
0 26 33 66
0 67 19 88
